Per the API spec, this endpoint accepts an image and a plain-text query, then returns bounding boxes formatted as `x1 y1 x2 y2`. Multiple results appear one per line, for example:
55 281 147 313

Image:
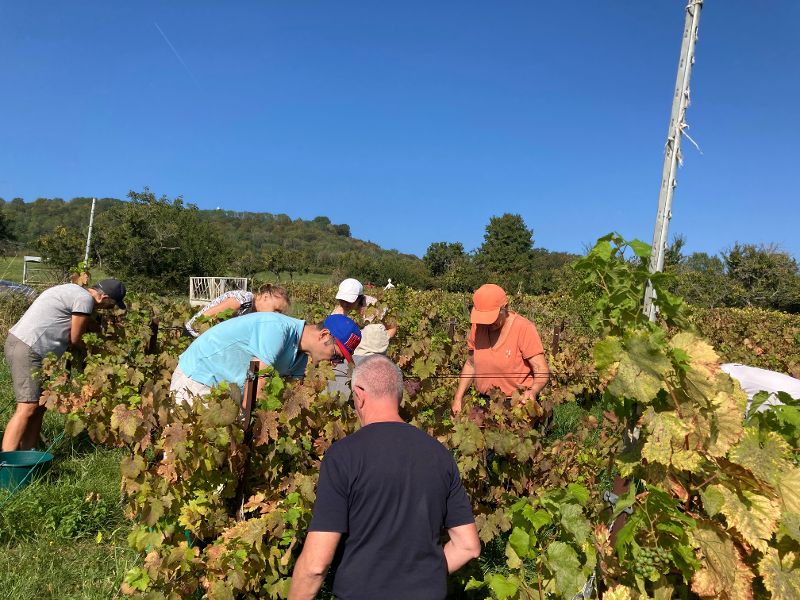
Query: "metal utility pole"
83 197 96 268
643 0 703 321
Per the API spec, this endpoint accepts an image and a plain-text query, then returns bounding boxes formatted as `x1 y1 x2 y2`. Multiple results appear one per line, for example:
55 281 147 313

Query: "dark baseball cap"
95 279 127 309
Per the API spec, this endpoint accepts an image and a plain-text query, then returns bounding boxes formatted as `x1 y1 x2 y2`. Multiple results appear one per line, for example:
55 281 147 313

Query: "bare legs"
2 403 46 451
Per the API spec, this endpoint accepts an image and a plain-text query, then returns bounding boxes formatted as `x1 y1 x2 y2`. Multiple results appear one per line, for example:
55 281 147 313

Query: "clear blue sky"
1 1 798 259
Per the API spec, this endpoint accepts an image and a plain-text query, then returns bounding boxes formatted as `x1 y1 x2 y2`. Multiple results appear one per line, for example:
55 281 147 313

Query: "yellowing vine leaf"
641 409 703 473
707 391 745 457
608 334 670 404
780 512 800 544
690 522 754 600
729 428 793 488
776 468 800 514
758 549 800 600
710 484 780 553
602 585 633 600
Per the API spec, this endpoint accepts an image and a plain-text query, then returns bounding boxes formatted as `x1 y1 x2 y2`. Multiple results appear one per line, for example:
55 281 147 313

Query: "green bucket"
0 450 54 490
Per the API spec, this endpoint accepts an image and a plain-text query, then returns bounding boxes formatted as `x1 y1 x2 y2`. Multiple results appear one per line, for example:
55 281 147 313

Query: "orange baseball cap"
470 284 507 325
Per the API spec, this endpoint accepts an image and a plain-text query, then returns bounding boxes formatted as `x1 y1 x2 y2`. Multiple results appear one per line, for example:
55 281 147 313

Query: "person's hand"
522 388 538 403
451 397 463 416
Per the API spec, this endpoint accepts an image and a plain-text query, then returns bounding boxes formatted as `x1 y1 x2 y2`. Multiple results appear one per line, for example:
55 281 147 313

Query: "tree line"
1 191 798 312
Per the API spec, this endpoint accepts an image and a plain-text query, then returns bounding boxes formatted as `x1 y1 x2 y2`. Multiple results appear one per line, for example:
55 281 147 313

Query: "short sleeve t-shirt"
467 311 545 396
177 312 308 388
9 283 95 357
309 422 475 600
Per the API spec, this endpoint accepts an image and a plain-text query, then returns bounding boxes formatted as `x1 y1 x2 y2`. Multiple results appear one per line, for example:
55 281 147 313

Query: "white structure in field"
22 256 67 288
189 277 249 307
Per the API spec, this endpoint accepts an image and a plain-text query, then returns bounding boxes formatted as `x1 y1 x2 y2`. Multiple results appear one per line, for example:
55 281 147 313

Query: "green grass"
0 254 112 287
0 359 138 600
0 254 28 282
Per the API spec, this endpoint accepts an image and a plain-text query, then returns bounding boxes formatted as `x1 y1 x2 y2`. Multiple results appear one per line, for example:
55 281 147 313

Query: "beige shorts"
4 334 44 404
169 364 212 406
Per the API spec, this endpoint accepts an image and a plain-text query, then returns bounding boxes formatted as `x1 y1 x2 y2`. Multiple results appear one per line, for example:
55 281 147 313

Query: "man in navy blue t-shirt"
289 355 480 600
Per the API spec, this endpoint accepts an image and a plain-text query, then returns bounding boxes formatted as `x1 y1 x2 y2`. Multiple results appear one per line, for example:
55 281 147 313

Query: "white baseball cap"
335 278 364 303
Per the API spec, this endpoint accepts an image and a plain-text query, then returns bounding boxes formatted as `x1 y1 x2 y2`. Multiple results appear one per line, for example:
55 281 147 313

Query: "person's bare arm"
289 531 342 600
443 523 480 573
201 297 243 319
452 353 475 415
523 353 550 400
254 360 270 397
70 313 92 348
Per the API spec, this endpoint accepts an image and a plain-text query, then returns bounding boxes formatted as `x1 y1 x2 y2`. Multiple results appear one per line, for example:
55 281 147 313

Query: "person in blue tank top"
170 312 361 404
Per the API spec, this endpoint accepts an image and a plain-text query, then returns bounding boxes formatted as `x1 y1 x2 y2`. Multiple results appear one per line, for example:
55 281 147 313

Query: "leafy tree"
34 225 85 280
528 248 579 294
683 251 725 274
723 243 800 312
232 250 266 281
663 233 686 270
475 213 536 292
95 188 231 293
423 242 467 277
0 206 13 246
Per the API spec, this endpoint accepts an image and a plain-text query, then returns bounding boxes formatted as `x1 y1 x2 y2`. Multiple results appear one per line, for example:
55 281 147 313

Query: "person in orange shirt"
451 284 550 417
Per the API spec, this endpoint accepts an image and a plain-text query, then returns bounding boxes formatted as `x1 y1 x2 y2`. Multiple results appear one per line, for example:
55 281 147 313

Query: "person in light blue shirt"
170 312 362 404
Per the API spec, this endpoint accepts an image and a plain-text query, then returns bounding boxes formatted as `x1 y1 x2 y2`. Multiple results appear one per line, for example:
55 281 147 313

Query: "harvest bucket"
0 450 54 490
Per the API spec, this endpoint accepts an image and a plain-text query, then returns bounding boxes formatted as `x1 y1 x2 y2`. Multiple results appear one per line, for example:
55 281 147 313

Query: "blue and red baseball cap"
323 315 362 363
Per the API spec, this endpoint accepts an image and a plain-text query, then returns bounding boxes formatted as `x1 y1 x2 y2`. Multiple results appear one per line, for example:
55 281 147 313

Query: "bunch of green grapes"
632 546 672 580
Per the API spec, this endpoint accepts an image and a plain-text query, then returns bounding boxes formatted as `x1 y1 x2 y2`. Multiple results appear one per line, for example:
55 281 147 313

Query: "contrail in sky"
154 22 201 88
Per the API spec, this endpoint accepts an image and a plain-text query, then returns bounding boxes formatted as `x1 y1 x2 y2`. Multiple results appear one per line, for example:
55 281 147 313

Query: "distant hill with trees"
1 192 798 312
0 192 429 289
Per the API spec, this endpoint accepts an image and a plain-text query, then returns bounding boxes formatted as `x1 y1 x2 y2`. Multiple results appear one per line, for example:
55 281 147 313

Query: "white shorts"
169 365 212 406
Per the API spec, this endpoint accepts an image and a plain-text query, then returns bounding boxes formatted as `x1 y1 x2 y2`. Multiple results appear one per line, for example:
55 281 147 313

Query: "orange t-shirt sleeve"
467 324 477 351
519 319 545 359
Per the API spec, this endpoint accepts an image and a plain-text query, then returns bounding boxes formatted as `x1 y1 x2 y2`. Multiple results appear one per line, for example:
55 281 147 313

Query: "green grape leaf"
628 239 652 260
594 337 622 371
560 503 591 546
123 567 151 593
566 483 590 506
545 541 584 597
464 577 486 591
487 573 519 600
699 486 725 517
505 544 523 570
508 526 530 560
451 421 484 456
747 391 772 417
202 398 240 427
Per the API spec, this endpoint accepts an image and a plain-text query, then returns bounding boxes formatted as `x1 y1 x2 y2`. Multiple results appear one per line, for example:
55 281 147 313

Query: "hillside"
0 196 426 282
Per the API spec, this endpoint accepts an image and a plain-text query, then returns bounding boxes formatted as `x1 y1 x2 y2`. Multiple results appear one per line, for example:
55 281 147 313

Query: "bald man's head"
352 355 403 404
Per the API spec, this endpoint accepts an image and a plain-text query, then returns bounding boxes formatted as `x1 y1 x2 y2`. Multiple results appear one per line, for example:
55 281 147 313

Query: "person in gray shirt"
2 279 126 451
